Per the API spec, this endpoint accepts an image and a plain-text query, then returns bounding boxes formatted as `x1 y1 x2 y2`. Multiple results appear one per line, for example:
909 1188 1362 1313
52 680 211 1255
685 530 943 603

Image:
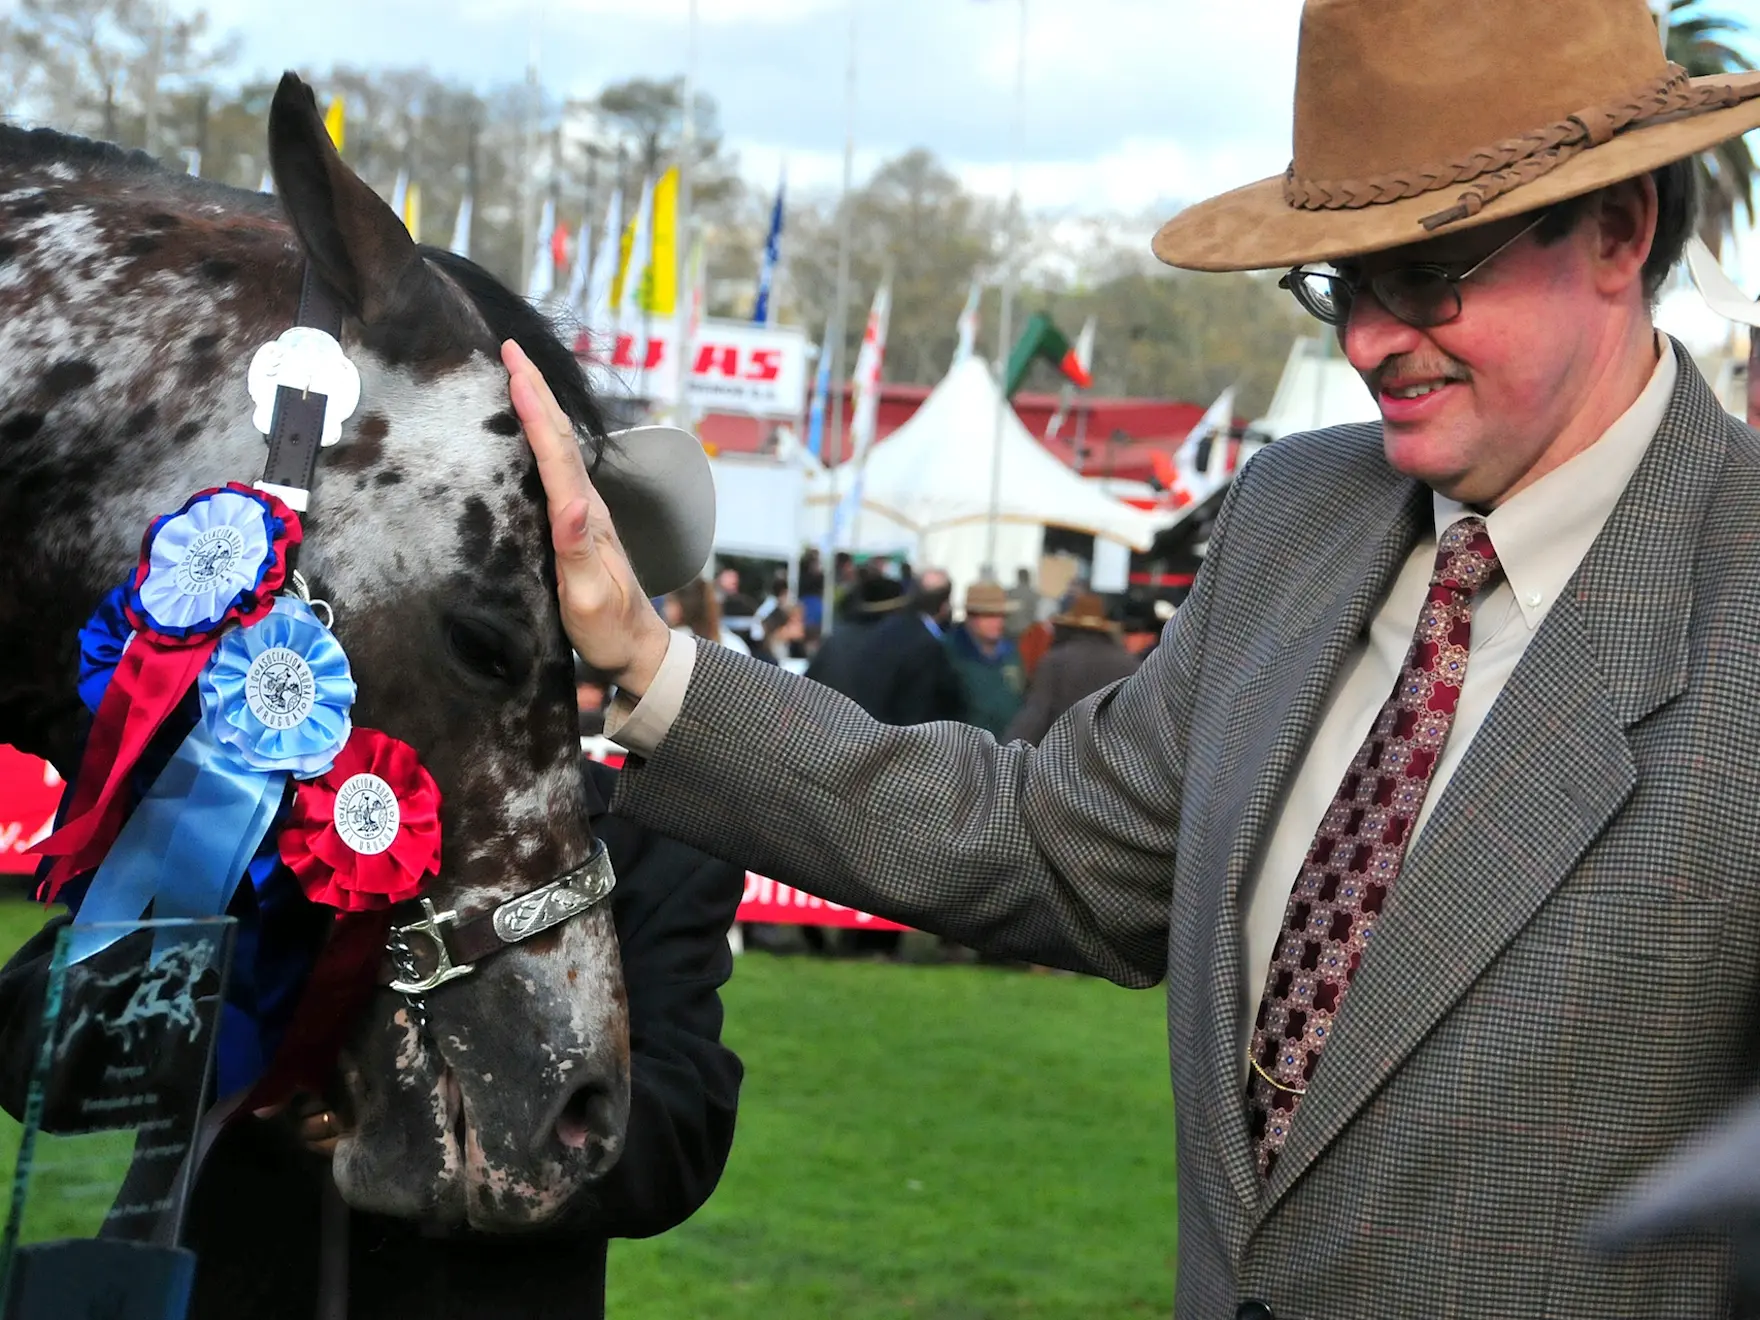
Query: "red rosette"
280 729 441 912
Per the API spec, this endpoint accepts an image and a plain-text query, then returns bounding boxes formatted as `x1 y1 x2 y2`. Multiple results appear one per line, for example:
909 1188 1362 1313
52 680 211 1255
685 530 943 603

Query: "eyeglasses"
1278 213 1549 330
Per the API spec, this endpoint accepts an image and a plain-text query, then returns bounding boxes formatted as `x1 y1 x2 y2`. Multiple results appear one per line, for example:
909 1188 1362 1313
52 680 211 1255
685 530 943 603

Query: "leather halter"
262 265 616 1003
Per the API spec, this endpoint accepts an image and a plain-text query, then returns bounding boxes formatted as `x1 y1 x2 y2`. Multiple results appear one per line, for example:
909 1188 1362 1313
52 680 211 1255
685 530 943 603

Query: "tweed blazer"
614 353 1760 1318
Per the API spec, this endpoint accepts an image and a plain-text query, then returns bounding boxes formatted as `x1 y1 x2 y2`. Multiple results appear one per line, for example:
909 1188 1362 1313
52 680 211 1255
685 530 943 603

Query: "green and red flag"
1004 312 1094 399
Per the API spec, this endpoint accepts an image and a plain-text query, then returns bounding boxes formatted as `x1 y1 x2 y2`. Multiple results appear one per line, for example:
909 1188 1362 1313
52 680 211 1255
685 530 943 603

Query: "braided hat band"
1283 65 1760 234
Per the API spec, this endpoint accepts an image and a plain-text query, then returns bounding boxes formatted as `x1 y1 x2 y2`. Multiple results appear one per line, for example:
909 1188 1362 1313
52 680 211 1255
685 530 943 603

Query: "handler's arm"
506 343 1230 989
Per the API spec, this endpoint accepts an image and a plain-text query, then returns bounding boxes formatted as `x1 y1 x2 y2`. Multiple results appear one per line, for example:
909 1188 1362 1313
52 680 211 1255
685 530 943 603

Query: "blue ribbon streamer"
66 720 285 964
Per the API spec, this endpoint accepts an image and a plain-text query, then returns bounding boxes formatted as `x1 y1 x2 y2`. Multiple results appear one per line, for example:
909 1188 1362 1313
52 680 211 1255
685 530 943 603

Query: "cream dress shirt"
609 344 1679 1073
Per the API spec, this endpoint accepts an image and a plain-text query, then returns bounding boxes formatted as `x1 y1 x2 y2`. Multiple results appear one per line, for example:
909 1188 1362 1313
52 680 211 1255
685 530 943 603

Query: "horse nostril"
554 1080 619 1156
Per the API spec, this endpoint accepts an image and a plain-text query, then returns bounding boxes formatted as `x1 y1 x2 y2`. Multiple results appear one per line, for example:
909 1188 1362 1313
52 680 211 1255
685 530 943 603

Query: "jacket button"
1235 1303 1275 1320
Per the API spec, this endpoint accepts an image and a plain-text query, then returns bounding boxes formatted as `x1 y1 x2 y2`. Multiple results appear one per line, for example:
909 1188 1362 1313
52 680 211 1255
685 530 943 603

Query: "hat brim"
1153 80 1760 272
1051 615 1119 633
594 425 715 597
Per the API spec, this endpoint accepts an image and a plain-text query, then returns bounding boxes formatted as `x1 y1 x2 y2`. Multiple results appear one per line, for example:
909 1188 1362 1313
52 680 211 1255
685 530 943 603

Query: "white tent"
803 357 1167 593
1254 336 1379 440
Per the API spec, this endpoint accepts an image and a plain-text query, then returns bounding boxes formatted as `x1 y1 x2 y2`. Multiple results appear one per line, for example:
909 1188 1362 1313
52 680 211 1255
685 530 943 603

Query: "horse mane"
0 122 281 218
1 122 608 466
421 246 609 467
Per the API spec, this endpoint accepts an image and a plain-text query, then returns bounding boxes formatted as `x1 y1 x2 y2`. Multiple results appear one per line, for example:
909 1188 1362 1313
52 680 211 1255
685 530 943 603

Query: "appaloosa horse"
0 76 631 1230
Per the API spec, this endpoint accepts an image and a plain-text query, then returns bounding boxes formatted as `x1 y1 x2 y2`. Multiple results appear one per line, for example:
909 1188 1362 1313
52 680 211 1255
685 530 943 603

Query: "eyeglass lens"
1286 268 1462 330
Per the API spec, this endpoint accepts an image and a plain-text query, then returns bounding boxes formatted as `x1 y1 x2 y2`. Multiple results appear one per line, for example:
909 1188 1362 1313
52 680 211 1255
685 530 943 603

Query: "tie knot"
1432 517 1500 596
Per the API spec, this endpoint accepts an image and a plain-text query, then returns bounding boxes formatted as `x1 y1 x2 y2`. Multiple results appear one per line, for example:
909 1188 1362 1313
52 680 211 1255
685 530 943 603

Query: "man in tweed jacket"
504 1 1760 1315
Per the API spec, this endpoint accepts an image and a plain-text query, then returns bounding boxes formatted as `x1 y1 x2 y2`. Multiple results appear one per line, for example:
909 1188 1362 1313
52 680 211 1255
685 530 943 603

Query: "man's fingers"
504 341 591 517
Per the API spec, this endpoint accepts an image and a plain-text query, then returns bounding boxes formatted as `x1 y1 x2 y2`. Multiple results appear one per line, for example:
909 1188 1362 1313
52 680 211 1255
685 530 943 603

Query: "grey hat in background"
595 425 716 597
1589 1088 1760 1247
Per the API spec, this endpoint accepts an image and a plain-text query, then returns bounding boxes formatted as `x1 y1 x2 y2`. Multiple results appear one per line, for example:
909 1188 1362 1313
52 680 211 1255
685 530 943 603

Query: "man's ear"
1589 175 1660 298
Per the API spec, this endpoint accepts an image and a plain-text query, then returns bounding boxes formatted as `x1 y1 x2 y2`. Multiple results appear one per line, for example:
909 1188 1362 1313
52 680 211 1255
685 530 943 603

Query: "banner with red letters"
4 739 907 930
582 318 809 418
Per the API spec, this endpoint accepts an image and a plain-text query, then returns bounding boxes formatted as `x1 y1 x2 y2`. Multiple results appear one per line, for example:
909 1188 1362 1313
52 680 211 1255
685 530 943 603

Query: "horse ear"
267 73 437 327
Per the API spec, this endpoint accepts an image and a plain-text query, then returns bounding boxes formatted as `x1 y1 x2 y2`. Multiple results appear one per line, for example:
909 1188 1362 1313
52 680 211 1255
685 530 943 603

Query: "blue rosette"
125 484 299 643
200 597 355 779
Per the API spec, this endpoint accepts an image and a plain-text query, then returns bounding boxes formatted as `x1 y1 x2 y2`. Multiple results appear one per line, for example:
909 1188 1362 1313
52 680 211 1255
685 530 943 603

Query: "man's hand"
503 339 672 698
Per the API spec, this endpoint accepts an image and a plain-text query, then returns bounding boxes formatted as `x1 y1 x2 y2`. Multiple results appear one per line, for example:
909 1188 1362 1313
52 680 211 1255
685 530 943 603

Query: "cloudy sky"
201 0 1760 283
209 0 1305 217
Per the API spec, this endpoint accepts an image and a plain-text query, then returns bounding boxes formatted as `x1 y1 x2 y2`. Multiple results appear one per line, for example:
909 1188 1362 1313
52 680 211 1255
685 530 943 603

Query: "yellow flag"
640 167 679 316
324 97 345 153
402 182 421 239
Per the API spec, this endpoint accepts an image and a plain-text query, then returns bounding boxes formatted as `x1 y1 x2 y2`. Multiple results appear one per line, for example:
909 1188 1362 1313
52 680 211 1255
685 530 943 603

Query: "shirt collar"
1432 338 1677 631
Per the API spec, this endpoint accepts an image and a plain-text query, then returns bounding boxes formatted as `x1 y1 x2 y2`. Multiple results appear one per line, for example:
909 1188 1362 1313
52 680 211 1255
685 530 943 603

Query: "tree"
10 0 235 154
785 149 1003 384
1666 0 1756 255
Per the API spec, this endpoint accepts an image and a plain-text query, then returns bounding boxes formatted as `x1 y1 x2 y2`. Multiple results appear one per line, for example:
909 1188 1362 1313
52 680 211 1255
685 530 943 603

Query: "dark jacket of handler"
0 760 744 1320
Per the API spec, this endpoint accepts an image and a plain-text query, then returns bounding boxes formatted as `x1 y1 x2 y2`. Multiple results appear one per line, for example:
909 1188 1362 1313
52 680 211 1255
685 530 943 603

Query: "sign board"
586 319 809 419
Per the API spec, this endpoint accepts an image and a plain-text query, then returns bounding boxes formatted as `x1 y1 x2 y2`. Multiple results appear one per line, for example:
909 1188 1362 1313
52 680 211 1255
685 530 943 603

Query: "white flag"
1176 385 1238 502
850 279 893 463
449 194 474 260
389 169 409 222
581 188 624 350
952 280 982 367
258 168 274 195
525 197 557 304
563 203 593 316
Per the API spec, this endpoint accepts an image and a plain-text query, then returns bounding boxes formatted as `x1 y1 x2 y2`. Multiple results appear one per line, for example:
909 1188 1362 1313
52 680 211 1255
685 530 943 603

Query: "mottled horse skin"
0 75 631 1229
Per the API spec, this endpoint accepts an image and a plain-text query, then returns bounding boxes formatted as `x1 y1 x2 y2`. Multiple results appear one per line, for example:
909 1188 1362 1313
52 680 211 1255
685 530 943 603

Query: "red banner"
0 746 63 875
1 742 909 929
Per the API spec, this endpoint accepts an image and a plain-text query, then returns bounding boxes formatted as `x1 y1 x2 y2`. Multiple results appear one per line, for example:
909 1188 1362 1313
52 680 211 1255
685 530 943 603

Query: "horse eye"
445 616 531 689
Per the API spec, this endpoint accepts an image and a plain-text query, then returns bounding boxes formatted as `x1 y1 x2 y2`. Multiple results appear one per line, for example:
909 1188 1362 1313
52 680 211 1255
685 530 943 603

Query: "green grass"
0 899 1180 1317
607 954 1178 1319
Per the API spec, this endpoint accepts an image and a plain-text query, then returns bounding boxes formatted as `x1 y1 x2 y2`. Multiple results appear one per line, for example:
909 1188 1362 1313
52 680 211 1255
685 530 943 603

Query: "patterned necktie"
1244 516 1501 1180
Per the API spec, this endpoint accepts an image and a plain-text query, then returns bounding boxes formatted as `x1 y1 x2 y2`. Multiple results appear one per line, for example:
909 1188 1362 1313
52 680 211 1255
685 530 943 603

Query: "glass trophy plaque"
1 917 236 1320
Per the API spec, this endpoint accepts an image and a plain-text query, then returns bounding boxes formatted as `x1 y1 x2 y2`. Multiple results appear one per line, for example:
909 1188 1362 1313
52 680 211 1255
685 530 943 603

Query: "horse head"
0 73 709 1229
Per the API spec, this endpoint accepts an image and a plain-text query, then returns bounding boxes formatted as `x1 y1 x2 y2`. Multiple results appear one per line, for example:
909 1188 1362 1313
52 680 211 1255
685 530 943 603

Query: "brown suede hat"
1152 0 1760 273
1052 593 1119 634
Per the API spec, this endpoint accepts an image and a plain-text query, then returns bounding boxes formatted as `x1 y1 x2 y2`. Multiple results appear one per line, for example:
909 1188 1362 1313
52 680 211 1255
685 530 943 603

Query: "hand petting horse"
0 72 711 1232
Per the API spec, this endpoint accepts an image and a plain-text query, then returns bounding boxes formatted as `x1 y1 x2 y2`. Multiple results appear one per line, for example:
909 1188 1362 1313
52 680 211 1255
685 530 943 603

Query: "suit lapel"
1257 349 1726 1216
1196 473 1429 1217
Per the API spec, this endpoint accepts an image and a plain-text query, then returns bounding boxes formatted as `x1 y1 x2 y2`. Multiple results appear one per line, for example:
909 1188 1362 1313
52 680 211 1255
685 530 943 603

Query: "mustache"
1367 356 1472 393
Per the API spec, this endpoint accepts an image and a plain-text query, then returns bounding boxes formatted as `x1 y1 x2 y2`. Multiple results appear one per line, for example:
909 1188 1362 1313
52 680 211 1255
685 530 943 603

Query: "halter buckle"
388 899 477 996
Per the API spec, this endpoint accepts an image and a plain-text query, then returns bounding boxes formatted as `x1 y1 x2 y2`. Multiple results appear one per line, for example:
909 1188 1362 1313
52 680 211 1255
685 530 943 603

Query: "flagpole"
673 0 699 430
821 0 860 637
518 4 543 296
982 0 1029 580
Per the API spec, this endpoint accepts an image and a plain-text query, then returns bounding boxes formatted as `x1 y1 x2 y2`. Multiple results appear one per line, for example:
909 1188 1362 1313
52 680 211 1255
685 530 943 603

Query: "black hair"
1534 158 1700 302
421 246 609 466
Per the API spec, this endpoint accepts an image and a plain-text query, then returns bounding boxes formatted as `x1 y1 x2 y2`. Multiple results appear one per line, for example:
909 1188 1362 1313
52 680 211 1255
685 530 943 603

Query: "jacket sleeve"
610 463 1258 989
557 791 745 1240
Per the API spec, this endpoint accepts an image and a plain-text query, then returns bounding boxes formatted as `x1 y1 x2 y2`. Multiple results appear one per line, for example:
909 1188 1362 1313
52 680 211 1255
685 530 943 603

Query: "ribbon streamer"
36 635 219 896
65 720 286 964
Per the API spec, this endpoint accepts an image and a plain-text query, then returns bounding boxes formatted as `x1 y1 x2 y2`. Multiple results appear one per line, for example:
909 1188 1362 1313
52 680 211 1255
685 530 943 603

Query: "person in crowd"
505 0 1760 1308
1005 567 1040 638
944 581 1026 738
861 568 964 728
1004 593 1139 744
805 575 906 705
0 760 744 1320
664 578 749 656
